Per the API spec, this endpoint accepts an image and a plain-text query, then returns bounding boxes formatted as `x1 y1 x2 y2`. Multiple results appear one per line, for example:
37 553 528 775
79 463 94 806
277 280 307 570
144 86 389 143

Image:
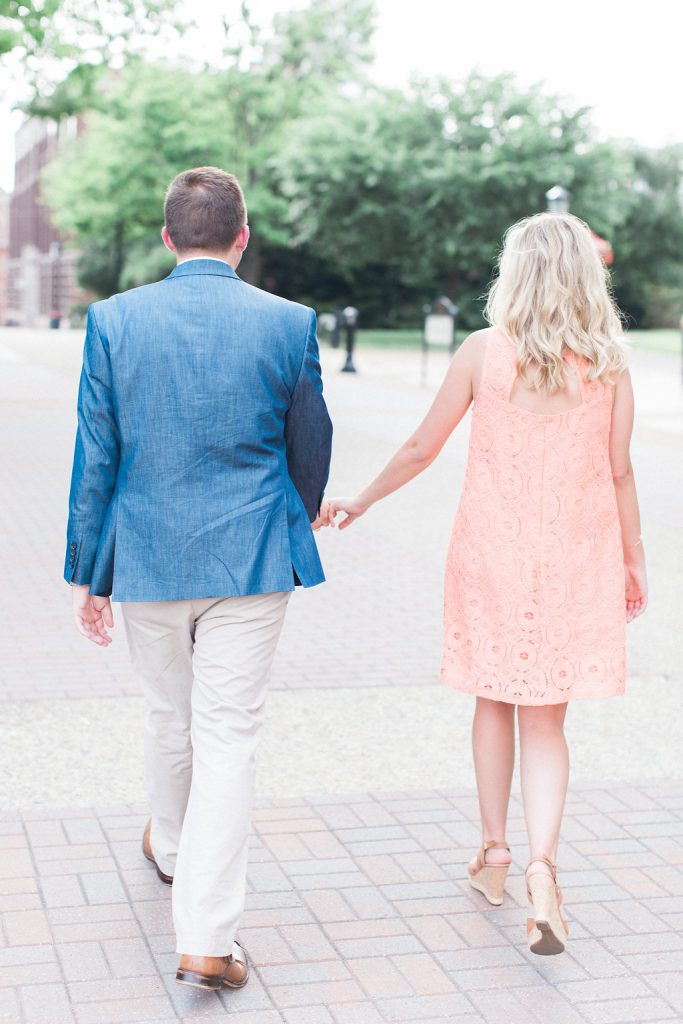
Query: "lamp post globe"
545 185 570 214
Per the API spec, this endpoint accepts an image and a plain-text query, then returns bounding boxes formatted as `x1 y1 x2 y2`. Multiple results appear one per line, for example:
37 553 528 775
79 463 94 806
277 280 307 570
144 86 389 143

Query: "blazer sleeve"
64 305 121 585
284 309 333 522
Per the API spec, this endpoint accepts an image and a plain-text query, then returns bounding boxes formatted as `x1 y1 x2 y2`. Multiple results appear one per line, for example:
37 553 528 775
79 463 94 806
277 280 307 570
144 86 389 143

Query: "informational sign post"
422 297 459 385
424 314 455 349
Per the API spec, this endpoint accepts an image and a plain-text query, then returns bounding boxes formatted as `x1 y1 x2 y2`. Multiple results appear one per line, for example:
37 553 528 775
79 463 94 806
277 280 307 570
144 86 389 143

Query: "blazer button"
69 559 75 567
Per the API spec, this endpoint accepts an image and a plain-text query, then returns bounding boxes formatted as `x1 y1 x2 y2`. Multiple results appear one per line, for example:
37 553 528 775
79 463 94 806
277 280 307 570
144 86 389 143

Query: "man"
65 167 332 991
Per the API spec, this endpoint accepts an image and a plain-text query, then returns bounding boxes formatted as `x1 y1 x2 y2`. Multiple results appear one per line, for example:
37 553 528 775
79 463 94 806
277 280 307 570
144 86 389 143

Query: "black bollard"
341 306 359 373
342 324 357 372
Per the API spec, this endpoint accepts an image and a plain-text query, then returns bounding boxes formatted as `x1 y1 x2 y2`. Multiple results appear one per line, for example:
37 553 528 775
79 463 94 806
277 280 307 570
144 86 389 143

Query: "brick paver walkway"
1 328 682 1023
2 783 683 1024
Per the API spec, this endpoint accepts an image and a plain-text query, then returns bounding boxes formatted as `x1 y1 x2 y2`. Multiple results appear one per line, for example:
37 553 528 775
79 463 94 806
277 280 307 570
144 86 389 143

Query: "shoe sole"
175 968 248 990
141 840 173 886
467 862 509 906
528 919 566 956
468 877 504 906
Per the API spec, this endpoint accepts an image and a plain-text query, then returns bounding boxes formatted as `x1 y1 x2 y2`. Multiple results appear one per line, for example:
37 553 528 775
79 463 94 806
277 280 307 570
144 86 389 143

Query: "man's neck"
177 251 239 269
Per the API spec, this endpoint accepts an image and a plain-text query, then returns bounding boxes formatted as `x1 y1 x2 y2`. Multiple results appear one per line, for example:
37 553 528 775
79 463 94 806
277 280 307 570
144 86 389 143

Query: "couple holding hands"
66 167 647 989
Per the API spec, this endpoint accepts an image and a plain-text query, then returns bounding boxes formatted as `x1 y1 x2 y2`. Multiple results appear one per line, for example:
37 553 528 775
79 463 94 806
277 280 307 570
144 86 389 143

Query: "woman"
322 212 648 955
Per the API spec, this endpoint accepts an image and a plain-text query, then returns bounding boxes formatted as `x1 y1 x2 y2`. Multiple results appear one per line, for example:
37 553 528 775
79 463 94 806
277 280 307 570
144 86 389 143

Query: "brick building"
4 117 87 327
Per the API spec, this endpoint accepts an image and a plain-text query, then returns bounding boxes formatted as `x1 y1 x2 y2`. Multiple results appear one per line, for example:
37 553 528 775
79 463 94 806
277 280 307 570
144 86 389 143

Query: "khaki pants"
121 592 290 955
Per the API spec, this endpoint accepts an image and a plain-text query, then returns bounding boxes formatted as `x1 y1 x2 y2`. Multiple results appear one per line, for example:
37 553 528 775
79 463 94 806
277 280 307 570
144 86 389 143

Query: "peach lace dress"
441 332 626 705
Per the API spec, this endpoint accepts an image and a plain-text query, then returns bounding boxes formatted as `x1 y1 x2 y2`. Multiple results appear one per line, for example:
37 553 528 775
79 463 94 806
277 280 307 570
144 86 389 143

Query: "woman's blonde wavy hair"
485 212 627 392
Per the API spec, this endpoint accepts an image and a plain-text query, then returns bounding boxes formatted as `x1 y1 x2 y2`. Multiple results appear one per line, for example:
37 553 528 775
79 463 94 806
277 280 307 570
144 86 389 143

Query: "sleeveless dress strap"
563 350 606 405
479 331 518 402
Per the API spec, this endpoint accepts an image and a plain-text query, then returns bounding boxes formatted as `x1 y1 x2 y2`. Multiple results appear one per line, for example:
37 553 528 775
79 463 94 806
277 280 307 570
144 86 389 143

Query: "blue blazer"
64 259 333 601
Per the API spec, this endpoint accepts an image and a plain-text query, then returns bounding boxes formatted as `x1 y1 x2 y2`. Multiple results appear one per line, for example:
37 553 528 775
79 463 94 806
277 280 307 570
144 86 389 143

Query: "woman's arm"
325 332 482 528
609 369 648 621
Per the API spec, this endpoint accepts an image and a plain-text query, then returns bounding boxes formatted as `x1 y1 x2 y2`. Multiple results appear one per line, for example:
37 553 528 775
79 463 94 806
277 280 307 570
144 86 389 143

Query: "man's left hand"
72 584 114 646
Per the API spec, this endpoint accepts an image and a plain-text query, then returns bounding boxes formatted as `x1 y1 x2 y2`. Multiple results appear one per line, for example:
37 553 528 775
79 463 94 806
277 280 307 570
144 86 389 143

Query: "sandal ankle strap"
475 841 511 871
526 856 557 882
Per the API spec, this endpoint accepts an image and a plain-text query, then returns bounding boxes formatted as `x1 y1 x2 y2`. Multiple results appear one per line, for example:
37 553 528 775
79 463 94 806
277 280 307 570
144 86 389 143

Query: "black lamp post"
341 306 359 373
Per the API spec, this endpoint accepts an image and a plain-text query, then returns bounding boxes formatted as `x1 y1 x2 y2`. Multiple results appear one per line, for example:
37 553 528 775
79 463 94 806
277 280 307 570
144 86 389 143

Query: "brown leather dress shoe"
142 819 173 885
176 943 249 990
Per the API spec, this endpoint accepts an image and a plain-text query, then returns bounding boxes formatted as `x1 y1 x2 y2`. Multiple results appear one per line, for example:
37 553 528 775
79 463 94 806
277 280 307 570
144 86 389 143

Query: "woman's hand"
624 557 648 622
317 336 480 535
322 496 369 530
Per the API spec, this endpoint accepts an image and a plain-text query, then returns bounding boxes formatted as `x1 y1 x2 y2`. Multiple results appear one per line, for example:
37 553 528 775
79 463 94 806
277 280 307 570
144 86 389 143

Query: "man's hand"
72 584 114 646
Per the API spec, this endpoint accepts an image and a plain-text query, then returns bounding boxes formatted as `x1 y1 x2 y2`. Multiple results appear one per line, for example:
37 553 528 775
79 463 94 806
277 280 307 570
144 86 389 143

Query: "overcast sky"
1 0 681 193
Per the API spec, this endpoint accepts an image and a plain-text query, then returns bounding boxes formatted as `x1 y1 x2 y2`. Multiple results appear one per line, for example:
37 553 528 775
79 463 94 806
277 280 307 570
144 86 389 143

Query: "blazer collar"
167 258 240 281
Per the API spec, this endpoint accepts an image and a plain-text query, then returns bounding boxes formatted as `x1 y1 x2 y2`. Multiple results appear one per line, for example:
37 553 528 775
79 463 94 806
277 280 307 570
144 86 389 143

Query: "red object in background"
592 231 614 265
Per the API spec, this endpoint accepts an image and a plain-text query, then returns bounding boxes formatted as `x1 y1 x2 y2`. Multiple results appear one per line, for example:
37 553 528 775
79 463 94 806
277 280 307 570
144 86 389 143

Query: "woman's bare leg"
518 703 569 875
470 697 515 865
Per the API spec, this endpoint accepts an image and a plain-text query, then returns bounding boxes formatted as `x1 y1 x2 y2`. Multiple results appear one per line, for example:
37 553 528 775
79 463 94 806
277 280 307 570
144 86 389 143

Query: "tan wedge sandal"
467 841 511 906
526 857 569 956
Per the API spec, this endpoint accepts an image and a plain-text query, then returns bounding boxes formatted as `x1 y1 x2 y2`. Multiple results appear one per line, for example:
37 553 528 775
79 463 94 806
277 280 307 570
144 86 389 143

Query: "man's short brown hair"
164 167 247 253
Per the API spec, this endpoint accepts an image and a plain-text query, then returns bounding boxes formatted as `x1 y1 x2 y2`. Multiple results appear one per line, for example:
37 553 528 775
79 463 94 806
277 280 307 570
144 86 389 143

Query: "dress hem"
440 670 626 706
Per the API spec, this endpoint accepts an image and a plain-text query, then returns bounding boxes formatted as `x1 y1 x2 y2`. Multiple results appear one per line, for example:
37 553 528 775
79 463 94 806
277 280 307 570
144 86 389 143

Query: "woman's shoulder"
456 327 503 398
462 326 509 351
459 326 493 357
459 326 509 372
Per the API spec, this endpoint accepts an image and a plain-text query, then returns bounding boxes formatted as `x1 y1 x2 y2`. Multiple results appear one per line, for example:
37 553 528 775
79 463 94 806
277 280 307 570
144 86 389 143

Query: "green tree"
42 0 375 295
276 73 635 326
200 0 374 284
611 145 683 326
40 13 682 326
1 0 59 56
42 63 230 295
1 0 179 98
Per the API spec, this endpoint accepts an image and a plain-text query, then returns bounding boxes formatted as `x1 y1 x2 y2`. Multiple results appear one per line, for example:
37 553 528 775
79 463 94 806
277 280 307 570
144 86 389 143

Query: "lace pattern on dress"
441 332 626 706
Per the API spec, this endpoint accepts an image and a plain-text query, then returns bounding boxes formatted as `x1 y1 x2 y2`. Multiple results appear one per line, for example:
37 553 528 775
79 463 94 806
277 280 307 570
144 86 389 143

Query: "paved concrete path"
2 783 683 1024
0 327 682 1023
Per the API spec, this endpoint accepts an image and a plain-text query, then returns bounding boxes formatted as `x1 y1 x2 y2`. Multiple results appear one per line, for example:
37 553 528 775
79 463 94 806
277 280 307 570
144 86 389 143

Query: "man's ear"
161 226 176 253
235 224 250 253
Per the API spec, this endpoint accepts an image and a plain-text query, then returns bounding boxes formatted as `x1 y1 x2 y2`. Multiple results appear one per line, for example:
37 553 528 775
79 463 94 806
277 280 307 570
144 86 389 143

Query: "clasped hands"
312 495 369 532
73 496 367 647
